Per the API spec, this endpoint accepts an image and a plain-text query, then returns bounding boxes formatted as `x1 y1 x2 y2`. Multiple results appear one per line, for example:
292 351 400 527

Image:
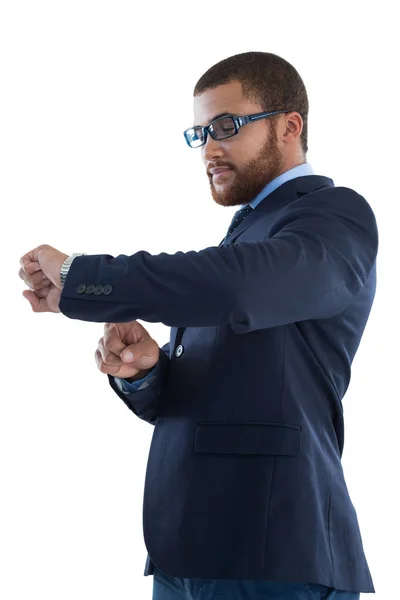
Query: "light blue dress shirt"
114 162 315 394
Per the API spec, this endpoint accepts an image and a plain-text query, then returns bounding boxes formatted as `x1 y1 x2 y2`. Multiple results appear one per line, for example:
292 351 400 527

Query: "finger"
20 258 42 276
18 267 36 284
20 245 49 271
19 267 51 290
19 269 51 290
121 340 158 366
33 287 50 298
98 338 123 366
20 278 50 297
22 289 49 313
103 323 127 357
94 349 122 375
27 280 51 291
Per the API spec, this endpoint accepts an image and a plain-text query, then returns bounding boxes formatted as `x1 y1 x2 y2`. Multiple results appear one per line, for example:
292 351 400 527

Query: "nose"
202 134 224 162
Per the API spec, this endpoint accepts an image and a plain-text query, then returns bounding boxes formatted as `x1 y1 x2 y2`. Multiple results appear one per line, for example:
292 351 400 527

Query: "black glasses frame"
183 110 289 148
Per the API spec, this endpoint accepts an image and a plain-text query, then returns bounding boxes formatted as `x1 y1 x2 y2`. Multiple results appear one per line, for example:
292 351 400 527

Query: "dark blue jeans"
152 566 360 599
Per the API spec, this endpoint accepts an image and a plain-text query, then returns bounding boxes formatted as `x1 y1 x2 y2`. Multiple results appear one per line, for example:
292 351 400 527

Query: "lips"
209 166 232 176
212 167 231 174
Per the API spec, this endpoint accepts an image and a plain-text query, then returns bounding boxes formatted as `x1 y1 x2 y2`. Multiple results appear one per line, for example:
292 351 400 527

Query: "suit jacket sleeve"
59 186 378 333
114 363 159 393
107 342 170 424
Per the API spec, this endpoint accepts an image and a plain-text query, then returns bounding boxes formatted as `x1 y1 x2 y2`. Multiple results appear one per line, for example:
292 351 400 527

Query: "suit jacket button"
103 284 112 295
175 345 184 357
94 285 103 295
76 284 86 294
85 285 95 294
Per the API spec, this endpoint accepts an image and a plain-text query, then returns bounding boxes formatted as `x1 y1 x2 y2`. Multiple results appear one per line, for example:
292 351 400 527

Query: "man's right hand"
95 321 160 381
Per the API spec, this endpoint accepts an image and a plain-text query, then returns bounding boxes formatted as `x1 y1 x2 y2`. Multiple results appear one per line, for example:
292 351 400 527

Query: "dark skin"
194 80 304 208
19 80 305 381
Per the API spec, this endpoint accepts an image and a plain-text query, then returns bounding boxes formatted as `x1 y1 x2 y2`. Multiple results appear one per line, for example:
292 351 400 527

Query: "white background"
1 1 398 598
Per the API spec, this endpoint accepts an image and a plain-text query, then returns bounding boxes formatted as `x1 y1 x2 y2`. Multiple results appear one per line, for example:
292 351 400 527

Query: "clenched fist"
19 244 68 313
95 321 160 382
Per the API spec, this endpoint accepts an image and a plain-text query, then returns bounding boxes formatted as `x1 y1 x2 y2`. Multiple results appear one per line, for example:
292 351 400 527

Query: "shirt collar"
243 162 315 210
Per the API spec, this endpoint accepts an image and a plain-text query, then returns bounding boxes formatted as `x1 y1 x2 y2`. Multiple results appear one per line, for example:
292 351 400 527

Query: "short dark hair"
193 51 309 155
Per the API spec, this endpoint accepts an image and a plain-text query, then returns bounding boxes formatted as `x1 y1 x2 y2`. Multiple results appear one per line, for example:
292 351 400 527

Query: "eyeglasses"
183 110 289 148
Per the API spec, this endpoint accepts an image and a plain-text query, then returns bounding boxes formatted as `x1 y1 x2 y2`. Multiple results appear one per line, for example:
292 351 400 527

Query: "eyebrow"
194 112 233 128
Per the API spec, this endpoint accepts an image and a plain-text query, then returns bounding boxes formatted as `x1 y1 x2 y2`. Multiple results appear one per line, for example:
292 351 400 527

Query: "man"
19 52 378 599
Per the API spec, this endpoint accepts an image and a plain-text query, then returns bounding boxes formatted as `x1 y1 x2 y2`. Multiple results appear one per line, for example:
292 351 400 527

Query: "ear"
281 112 303 144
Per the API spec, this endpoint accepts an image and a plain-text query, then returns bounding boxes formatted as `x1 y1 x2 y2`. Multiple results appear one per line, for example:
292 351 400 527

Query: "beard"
209 123 285 208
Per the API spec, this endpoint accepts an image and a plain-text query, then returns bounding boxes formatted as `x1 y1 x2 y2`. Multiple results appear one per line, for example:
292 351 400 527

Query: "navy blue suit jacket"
59 175 378 593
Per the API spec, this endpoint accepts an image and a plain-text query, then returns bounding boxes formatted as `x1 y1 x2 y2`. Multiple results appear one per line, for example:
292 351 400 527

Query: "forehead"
193 80 262 126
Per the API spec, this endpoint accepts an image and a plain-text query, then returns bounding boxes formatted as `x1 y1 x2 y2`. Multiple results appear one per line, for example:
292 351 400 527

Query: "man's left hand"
19 244 69 313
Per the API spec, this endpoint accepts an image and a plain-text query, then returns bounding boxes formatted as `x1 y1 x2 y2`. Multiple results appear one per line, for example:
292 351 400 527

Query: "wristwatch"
60 253 86 287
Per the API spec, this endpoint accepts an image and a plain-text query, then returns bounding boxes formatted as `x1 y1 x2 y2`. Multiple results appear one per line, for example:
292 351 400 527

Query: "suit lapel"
223 175 334 246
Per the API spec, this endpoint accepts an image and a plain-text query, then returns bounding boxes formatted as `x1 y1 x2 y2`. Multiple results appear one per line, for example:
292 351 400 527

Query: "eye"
211 117 236 137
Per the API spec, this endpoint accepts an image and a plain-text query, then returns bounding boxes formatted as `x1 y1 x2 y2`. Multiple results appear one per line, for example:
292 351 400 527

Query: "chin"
211 185 244 208
212 194 239 208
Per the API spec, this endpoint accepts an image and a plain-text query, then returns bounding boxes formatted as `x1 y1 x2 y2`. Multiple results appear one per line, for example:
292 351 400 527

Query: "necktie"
220 205 253 245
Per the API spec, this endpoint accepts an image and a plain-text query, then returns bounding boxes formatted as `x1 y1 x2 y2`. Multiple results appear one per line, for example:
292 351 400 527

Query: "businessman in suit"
19 52 378 599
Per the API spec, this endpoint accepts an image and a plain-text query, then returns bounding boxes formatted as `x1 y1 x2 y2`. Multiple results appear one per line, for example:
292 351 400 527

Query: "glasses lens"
209 116 236 139
185 127 205 148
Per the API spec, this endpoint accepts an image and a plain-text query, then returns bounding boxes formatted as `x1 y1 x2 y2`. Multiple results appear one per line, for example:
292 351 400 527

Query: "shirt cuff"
113 364 159 393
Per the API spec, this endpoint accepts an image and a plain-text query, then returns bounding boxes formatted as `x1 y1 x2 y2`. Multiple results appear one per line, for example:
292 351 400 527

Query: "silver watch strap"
60 253 86 287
